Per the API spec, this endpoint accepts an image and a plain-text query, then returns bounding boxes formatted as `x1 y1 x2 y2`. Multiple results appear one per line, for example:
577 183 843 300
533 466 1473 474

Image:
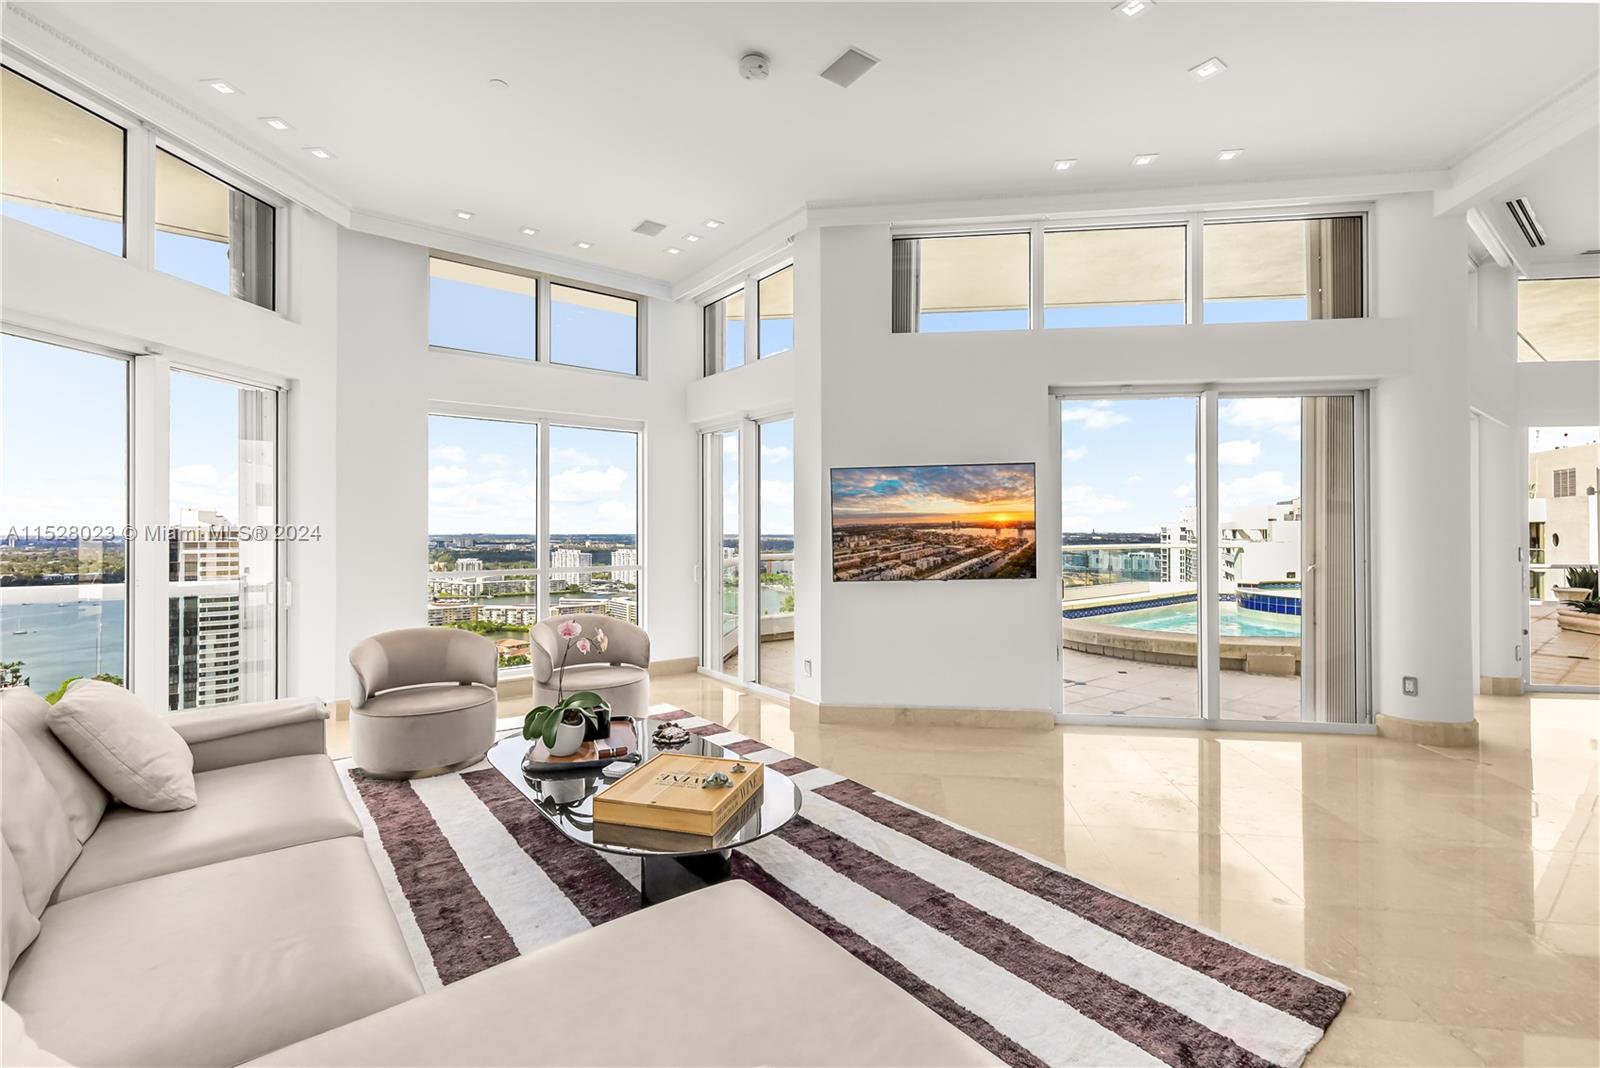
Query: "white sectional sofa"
1 686 994 1067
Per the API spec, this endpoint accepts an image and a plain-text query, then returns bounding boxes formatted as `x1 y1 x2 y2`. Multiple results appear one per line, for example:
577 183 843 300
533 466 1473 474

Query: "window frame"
700 255 795 376
427 253 648 378
424 404 646 677
1 59 130 260
149 139 287 312
891 207 1372 333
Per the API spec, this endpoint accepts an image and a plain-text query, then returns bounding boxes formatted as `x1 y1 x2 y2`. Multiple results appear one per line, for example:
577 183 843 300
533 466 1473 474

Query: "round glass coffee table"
486 719 803 904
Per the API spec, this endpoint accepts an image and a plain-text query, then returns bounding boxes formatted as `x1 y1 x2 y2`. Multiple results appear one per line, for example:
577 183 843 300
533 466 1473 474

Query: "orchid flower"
556 619 582 641
595 628 608 654
576 638 591 654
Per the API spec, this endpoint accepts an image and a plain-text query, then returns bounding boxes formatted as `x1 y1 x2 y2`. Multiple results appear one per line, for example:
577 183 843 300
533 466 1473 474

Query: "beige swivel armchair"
530 614 651 719
348 627 498 779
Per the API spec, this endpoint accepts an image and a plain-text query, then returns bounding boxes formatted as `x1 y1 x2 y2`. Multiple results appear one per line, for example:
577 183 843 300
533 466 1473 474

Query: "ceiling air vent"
632 219 667 237
820 47 879 88
1580 249 1600 256
1505 197 1546 249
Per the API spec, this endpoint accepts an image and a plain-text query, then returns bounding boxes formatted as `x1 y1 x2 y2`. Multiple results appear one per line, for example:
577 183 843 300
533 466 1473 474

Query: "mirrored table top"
485 718 803 858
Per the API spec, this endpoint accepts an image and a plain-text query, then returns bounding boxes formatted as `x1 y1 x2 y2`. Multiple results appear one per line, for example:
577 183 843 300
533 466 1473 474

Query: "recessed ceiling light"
260 116 291 131
455 210 475 221
1052 158 1078 172
666 247 682 255
1131 153 1159 167
520 226 539 237
574 241 593 250
704 219 723 229
304 147 334 160
203 79 238 95
1113 0 1152 17
1217 148 1244 162
1189 56 1227 81
684 234 701 243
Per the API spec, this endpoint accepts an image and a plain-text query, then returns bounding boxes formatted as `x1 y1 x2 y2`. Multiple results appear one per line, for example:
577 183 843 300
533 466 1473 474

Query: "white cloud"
1063 447 1088 463
550 447 598 467
1221 398 1300 440
1061 401 1130 431
1125 474 1142 484
1184 452 1195 466
760 444 792 464
1217 439 1261 466
1220 470 1297 508
428 464 471 487
1062 514 1091 529
549 465 628 503
429 445 466 463
477 451 512 469
1173 481 1195 499
170 463 239 518
1062 483 1129 515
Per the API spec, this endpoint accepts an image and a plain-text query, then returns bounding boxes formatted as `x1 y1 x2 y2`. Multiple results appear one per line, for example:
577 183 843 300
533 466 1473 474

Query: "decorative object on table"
530 614 652 725
524 619 612 757
600 759 638 780
701 771 732 789
650 721 690 748
593 752 764 836
731 763 748 774
521 717 638 774
348 627 498 778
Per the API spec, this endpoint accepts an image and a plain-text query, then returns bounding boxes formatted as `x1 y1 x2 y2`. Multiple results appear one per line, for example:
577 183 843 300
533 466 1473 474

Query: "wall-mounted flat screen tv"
830 463 1037 581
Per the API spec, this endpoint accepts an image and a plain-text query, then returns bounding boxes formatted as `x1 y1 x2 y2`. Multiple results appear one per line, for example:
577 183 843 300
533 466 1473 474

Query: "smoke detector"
739 52 771 81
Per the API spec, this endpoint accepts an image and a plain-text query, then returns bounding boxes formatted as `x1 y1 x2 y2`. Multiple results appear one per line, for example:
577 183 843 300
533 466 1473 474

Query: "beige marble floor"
330 679 1600 1065
1530 604 1600 688
645 674 1600 1067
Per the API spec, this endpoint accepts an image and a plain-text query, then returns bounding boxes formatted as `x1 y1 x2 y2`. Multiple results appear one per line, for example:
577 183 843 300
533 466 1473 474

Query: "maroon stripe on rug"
687 722 730 736
779 815 1275 1068
647 710 692 722
770 756 815 776
347 770 517 984
729 853 1050 1068
817 779 1344 1030
725 738 770 756
461 769 640 927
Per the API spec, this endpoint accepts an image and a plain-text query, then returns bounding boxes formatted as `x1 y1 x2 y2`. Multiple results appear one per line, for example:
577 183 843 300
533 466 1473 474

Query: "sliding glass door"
1526 426 1599 691
1059 390 1368 727
702 428 741 679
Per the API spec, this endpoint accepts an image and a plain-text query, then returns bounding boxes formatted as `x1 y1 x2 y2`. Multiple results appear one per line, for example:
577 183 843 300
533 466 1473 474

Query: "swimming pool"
1102 601 1301 638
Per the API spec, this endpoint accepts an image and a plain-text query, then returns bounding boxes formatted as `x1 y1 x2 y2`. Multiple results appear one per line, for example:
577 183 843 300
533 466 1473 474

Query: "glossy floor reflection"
648 674 1600 1067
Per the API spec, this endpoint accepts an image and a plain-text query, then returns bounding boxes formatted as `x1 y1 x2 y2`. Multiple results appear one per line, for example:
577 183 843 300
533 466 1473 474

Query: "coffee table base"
639 850 732 906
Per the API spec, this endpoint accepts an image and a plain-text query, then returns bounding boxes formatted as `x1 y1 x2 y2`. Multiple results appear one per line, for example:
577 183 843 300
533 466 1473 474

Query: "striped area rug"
337 708 1347 1068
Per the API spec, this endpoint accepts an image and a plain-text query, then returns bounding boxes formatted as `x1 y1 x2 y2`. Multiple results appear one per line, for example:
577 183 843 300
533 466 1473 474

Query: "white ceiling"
1482 127 1599 270
28 1 1600 284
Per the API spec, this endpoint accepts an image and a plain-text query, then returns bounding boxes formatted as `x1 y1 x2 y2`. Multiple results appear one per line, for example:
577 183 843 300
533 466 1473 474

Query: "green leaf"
523 706 555 741
541 715 560 748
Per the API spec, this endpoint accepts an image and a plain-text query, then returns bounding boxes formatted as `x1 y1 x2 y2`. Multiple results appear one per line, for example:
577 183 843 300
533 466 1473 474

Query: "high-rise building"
551 548 593 571
611 547 638 582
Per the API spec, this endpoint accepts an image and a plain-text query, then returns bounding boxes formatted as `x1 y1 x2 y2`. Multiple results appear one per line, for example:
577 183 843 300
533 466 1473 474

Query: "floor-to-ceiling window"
1059 390 1368 727
703 428 742 678
1526 425 1599 690
547 425 639 622
167 371 279 708
758 418 795 690
0 334 128 699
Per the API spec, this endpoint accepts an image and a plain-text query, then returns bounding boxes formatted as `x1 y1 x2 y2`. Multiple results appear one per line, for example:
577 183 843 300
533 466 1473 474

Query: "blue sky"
429 276 639 374
427 416 638 536
1061 396 1303 534
832 463 1035 524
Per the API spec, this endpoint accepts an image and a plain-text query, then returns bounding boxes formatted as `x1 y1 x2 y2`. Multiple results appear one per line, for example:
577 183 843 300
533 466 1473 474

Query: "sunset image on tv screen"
830 463 1036 581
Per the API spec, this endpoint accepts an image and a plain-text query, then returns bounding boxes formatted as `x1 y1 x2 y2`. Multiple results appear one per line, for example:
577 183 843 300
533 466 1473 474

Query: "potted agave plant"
524 619 611 757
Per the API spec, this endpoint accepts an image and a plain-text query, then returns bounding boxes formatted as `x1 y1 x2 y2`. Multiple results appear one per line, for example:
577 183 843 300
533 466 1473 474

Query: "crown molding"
670 208 807 305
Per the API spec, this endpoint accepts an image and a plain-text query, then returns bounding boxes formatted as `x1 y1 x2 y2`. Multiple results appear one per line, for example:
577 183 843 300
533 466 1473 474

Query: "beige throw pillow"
47 680 196 812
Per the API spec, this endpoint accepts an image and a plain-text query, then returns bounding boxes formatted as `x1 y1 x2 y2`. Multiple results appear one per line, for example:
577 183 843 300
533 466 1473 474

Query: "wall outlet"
803 659 813 678
1402 676 1419 697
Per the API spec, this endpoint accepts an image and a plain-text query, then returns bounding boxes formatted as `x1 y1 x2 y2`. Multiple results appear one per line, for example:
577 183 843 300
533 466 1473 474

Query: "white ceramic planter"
549 717 587 757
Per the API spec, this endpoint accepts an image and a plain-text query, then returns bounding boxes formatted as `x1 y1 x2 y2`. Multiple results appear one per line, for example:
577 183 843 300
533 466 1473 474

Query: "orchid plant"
523 618 611 748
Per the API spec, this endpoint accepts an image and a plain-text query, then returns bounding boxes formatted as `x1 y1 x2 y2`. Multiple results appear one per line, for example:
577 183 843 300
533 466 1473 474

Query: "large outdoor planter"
1553 585 1595 604
1556 608 1600 635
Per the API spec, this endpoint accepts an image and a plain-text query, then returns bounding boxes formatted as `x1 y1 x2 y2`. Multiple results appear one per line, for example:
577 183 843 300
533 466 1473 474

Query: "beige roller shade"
552 282 636 317
758 265 793 318
1518 278 1599 362
914 232 1029 313
429 256 538 296
1 67 123 222
1204 220 1309 301
1044 226 1185 307
154 149 230 241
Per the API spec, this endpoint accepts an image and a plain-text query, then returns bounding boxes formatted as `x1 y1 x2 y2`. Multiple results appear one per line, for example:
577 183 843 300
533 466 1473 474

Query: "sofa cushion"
547 663 648 691
47 680 196 812
53 755 362 902
0 687 107 843
250 881 997 1068
4 837 423 1068
0 722 81 917
358 682 496 718
1 840 41 988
